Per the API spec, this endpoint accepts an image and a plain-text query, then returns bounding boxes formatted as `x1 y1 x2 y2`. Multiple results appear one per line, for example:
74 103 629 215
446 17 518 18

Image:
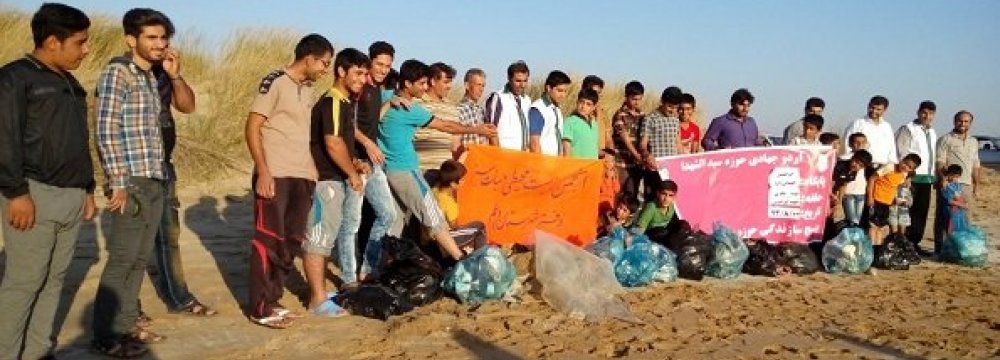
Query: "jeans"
842 194 866 226
303 180 364 284
146 178 196 311
360 164 397 277
0 180 85 360
93 177 164 342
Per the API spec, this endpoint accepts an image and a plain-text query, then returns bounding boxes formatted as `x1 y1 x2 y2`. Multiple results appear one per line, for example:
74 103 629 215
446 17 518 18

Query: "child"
600 193 639 236
941 165 970 232
841 133 869 226
889 174 913 236
867 154 921 245
431 160 486 256
561 88 601 159
789 114 824 145
819 132 841 154
635 180 680 234
598 148 620 215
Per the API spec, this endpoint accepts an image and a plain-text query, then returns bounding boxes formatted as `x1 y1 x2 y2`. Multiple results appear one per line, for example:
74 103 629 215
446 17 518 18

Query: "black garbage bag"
651 220 693 247
775 242 821 275
873 234 911 270
743 239 780 276
335 284 413 320
379 236 444 306
663 226 714 281
898 237 922 265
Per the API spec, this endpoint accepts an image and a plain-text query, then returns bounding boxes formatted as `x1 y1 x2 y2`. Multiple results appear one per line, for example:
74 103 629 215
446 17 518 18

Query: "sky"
5 0 999 136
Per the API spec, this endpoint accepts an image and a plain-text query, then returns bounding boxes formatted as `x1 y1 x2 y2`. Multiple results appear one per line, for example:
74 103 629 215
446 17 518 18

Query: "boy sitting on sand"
431 160 487 257
634 180 680 235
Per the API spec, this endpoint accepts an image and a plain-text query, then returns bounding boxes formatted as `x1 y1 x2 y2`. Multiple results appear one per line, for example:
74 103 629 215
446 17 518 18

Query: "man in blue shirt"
378 59 496 262
702 88 762 150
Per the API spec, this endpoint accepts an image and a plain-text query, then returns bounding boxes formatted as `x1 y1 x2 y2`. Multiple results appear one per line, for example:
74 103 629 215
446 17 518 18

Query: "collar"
725 111 746 122
327 87 351 103
912 119 932 130
541 94 555 108
865 116 883 125
949 131 969 140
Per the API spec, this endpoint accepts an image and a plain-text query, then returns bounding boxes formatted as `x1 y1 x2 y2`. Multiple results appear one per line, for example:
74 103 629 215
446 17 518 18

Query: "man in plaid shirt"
453 68 494 159
638 86 682 200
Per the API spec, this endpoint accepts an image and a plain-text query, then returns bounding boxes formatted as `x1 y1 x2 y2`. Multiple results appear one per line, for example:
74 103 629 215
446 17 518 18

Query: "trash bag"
335 284 413 320
941 226 989 268
442 246 517 305
776 242 821 275
587 226 627 264
822 228 874 274
378 236 444 306
663 228 714 281
534 231 637 322
899 238 921 265
873 234 911 270
743 239 780 276
614 235 678 286
706 223 749 279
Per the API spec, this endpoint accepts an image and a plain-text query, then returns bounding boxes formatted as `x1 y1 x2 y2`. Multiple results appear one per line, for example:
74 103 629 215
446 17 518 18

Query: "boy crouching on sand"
867 153 921 245
634 180 680 235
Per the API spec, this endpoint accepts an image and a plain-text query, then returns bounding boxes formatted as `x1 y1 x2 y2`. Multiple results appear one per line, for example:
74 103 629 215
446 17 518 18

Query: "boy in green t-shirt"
561 88 601 159
635 179 680 233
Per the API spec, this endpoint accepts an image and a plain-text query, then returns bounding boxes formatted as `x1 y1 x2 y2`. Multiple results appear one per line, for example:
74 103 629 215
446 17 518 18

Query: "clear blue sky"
7 0 999 136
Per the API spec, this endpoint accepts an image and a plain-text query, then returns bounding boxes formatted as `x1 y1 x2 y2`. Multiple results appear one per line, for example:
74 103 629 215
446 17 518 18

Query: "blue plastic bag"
442 246 517 305
614 235 678 287
822 228 874 274
942 225 988 268
588 225 627 264
706 223 749 279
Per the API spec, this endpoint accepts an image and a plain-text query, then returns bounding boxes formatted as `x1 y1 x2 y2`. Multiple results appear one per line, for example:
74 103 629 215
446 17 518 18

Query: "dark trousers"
144 178 195 311
93 177 165 341
617 165 642 201
906 182 932 246
247 177 314 318
642 169 664 201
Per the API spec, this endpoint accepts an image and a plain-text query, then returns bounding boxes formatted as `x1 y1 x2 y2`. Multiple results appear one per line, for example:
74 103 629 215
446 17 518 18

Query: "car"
760 135 783 147
974 135 999 151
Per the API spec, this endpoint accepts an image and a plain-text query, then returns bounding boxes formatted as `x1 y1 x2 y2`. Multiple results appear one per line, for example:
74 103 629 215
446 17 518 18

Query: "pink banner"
655 146 836 243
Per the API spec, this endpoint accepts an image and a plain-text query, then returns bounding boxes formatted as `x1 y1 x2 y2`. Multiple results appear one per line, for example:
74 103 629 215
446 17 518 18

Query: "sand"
2 139 998 359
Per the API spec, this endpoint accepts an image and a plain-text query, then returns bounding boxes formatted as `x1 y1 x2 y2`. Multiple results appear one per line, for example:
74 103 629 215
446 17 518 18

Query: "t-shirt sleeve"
405 104 434 128
317 97 339 137
250 77 279 118
528 108 544 135
561 120 575 142
636 202 656 230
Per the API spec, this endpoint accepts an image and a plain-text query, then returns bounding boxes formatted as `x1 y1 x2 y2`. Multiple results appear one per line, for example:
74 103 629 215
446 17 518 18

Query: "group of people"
0 3 986 359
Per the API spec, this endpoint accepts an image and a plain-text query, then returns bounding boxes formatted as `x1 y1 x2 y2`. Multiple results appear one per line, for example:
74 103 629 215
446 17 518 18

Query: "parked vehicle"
974 135 999 151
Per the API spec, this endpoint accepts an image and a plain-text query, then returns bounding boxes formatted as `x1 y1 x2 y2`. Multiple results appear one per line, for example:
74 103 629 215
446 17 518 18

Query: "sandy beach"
2 139 998 359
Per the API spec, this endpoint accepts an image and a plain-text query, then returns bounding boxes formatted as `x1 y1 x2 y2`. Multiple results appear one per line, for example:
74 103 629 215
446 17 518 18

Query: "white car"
974 135 999 151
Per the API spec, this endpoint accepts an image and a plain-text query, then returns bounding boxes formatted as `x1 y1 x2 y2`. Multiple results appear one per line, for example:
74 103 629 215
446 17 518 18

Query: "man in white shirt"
843 96 896 169
484 61 531 151
895 101 937 255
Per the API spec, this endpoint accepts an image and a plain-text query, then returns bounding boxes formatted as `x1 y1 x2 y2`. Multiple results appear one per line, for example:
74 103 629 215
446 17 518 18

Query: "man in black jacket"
0 4 97 359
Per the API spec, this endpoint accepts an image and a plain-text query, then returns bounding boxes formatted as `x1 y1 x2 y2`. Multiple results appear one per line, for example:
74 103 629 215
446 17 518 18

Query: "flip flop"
311 297 349 318
250 313 293 329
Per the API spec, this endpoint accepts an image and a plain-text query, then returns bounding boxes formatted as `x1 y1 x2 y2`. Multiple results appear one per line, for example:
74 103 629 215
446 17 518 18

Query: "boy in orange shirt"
867 153 921 245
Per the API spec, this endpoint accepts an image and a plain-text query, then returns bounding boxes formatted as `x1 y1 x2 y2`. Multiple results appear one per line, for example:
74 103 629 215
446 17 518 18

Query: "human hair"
428 62 456 81
944 164 963 177
805 97 825 109
544 70 571 88
624 81 644 96
463 68 485 83
398 59 429 87
368 41 395 59
848 132 867 144
801 114 824 131
615 193 639 214
660 86 682 104
506 60 529 79
582 75 604 90
901 153 922 168
851 150 873 168
954 110 974 121
577 87 599 103
868 95 889 108
658 180 678 193
918 100 936 112
122 8 174 38
819 132 840 145
679 93 696 107
383 68 399 92
294 33 334 61
333 48 369 80
31 3 90 48
730 88 755 104
437 160 467 187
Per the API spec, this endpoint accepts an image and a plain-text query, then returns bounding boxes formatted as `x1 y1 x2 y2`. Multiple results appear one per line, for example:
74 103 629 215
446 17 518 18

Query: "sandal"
177 299 218 317
135 312 153 329
128 327 167 344
250 313 294 329
91 338 148 359
274 307 304 319
310 297 348 318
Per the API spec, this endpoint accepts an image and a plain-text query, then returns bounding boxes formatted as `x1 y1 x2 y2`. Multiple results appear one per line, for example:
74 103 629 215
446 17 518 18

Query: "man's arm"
324 135 360 186
245 113 270 176
0 70 28 199
782 120 802 146
894 126 911 162
162 49 195 113
701 118 721 151
934 136 948 180
527 108 544 153
426 117 496 137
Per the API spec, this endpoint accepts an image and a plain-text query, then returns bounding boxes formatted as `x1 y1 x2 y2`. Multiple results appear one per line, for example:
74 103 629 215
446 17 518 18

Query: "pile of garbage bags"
873 233 921 270
378 236 444 306
744 239 821 276
706 224 750 279
822 228 874 274
588 227 678 287
335 284 414 320
656 221 715 281
442 246 517 305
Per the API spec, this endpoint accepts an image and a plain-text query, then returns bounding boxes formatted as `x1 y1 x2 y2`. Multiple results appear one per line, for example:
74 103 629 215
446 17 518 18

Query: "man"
582 75 611 149
639 87 682 199
528 70 571 156
612 81 645 199
302 48 368 317
782 97 826 145
422 62 458 120
377 59 497 263
93 7 180 352
485 61 531 151
702 88 761 150
0 4 96 359
244 34 333 329
134 9 216 327
352 41 399 282
452 68 493 159
895 101 938 254
843 96 896 169
933 111 981 256
678 93 701 153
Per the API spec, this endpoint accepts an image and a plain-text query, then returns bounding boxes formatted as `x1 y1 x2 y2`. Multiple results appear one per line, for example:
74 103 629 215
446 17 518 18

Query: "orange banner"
456 145 602 246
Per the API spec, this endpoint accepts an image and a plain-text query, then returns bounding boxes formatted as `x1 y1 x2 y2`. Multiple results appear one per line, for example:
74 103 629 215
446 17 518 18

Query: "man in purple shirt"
702 88 761 150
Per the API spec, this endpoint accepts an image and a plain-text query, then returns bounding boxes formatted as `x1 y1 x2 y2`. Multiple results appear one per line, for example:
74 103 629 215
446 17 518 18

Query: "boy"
867 154 921 245
889 174 913 236
841 133 869 226
789 114 824 145
561 88 601 159
611 81 645 199
635 180 680 234
940 165 970 233
819 132 841 153
431 160 487 255
528 70 571 156
601 194 639 237
678 93 701 153
598 148 620 219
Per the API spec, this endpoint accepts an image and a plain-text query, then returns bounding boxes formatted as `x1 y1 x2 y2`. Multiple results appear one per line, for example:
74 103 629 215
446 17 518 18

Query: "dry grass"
1 7 703 185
